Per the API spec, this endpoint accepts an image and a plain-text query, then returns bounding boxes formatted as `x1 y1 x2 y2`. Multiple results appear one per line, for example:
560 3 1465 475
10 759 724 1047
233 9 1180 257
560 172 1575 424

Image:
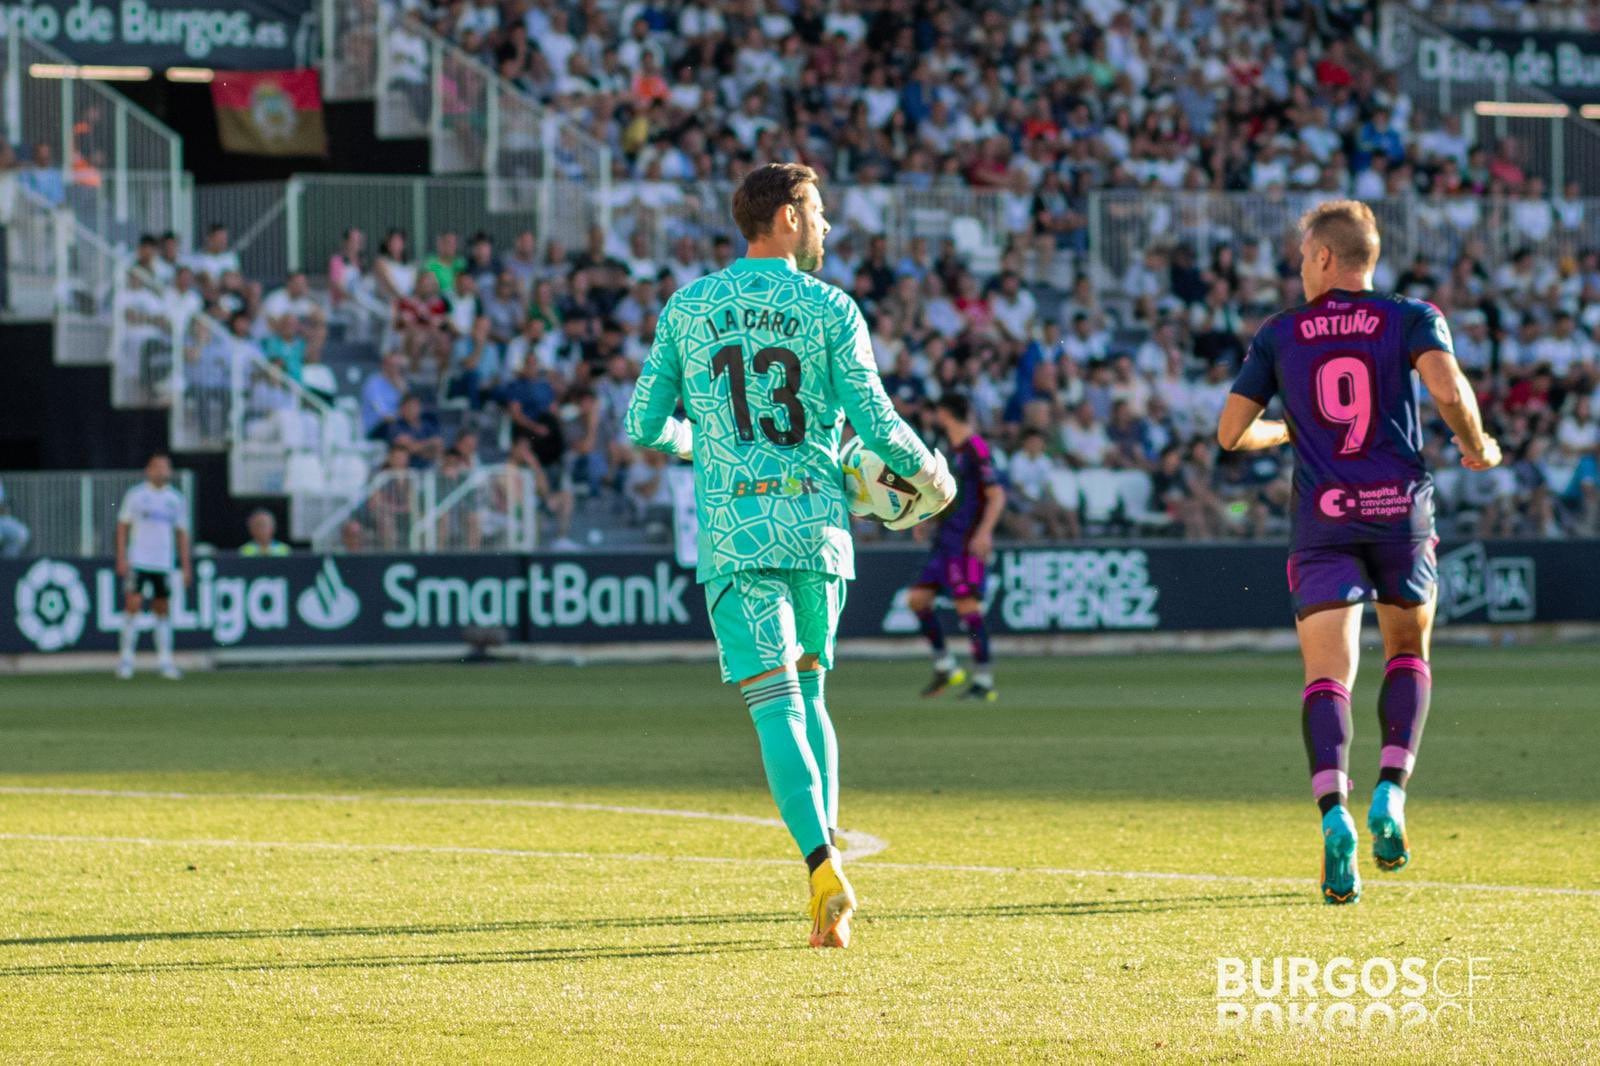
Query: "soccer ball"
840 436 919 523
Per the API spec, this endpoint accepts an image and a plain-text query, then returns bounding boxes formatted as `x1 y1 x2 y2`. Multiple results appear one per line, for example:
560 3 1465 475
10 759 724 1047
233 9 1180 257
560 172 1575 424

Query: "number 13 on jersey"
710 344 807 447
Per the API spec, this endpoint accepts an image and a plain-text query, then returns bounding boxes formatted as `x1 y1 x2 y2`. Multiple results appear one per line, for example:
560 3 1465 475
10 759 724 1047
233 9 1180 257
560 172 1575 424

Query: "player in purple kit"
907 393 1007 701
1217 201 1501 905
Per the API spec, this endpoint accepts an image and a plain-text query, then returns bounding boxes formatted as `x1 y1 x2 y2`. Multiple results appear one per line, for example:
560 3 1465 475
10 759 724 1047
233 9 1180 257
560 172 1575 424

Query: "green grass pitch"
1 646 1596 1063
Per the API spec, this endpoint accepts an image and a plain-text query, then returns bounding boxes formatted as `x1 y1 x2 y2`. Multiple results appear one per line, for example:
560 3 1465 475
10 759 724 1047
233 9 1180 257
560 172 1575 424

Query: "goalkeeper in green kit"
625 163 956 948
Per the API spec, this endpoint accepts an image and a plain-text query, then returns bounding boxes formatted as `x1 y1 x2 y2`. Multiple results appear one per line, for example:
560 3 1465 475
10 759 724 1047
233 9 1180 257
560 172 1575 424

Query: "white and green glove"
885 449 956 531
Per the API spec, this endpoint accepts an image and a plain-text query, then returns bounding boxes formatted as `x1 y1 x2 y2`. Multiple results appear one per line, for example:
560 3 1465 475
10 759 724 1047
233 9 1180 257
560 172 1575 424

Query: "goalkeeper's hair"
732 163 819 240
1299 199 1381 271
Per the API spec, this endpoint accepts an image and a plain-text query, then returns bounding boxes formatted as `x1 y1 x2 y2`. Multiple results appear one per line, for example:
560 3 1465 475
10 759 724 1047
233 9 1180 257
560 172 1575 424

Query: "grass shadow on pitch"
865 891 1306 925
0 939 797 979
0 892 1303 952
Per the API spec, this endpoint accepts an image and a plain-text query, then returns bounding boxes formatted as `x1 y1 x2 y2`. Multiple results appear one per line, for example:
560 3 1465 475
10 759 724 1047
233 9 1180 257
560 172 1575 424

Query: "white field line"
0 786 890 861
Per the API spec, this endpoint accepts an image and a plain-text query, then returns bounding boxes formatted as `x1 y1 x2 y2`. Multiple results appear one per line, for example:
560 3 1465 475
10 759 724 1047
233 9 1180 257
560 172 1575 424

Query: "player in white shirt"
115 454 192 680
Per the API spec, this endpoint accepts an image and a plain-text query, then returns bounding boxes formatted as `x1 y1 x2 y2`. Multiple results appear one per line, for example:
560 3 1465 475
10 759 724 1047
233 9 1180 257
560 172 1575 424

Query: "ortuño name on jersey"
704 305 804 340
1297 308 1381 341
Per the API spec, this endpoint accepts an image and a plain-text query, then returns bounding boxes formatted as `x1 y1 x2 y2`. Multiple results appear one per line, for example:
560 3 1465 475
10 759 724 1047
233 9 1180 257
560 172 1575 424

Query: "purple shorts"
915 550 986 600
1287 538 1438 618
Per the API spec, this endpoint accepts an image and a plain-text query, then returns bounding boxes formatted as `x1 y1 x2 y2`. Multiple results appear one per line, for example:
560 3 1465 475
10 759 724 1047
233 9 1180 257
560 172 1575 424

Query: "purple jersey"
1231 288 1452 550
932 434 998 553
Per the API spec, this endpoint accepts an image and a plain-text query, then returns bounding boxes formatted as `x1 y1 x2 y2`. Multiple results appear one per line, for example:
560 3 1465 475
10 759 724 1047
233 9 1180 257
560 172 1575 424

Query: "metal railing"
49 195 122 365
308 467 426 552
0 469 195 558
201 174 1012 289
228 337 377 499
194 181 292 282
1380 5 1600 195
171 313 240 453
415 464 538 552
0 32 185 245
322 0 613 209
308 463 538 553
373 4 431 140
1087 189 1600 286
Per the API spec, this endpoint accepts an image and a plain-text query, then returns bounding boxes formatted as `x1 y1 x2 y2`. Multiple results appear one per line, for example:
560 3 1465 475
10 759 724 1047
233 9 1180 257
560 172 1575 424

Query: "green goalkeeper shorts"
704 568 848 684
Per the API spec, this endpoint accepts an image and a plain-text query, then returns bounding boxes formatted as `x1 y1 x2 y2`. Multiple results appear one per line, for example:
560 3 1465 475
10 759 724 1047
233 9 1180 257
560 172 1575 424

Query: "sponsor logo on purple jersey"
1231 289 1451 550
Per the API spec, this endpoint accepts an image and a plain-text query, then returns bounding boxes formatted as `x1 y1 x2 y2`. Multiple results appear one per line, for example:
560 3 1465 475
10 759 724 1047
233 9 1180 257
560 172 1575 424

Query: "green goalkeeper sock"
743 669 829 858
797 668 838 834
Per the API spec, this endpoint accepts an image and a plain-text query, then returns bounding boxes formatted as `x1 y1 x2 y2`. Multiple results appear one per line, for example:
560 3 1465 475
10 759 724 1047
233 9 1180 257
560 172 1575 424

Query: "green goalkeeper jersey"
625 257 934 583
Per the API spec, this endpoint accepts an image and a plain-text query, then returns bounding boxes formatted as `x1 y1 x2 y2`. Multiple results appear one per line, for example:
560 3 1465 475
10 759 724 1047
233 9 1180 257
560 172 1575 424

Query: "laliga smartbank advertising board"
0 542 1589 655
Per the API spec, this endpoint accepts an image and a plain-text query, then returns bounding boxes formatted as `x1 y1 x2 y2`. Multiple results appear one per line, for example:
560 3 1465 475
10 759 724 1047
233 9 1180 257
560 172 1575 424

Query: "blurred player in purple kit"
1218 201 1501 905
907 393 1006 701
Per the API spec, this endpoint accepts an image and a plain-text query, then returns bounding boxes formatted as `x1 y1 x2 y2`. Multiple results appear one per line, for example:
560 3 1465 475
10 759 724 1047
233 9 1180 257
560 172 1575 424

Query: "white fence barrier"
0 470 195 558
308 464 538 553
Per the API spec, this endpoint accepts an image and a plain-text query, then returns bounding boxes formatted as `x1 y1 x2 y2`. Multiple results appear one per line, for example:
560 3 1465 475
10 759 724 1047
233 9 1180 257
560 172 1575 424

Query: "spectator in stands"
446 315 500 409
19 141 63 207
0 480 29 558
262 270 325 333
503 314 553 379
154 231 182 285
1061 400 1111 468
116 267 172 387
559 386 605 496
596 350 637 468
505 229 540 290
434 449 482 550
464 232 500 291
499 355 562 469
338 518 367 553
374 228 417 303
386 9 433 126
360 350 409 440
328 227 370 313
450 428 481 469
991 271 1038 343
423 231 465 291
185 224 241 282
478 270 524 353
240 508 289 556
386 393 444 468
260 311 325 385
1004 427 1078 541
166 266 202 337
504 437 576 550
394 270 451 372
369 444 417 550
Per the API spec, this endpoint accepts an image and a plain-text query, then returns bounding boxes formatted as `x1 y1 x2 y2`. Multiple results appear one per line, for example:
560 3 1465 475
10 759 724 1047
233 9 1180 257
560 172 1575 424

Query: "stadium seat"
283 451 327 495
1046 468 1080 513
1116 470 1173 532
950 217 1000 276
329 453 371 497
1076 468 1122 530
322 408 357 448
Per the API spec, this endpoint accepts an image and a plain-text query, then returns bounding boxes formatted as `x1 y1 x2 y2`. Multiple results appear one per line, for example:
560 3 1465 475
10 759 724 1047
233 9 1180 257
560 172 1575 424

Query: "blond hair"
1299 200 1381 271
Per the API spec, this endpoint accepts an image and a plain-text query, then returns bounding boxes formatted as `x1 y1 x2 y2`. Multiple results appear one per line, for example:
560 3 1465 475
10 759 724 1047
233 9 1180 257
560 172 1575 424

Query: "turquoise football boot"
1368 780 1411 872
1320 805 1362 905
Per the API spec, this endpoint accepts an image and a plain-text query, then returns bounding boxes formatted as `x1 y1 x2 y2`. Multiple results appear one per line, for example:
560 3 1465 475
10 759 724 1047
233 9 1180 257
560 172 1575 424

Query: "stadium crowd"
83 0 1600 551
309 203 1597 546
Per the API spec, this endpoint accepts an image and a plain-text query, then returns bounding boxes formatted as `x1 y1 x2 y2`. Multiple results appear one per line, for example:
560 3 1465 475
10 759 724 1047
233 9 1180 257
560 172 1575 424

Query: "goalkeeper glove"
884 449 956 531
